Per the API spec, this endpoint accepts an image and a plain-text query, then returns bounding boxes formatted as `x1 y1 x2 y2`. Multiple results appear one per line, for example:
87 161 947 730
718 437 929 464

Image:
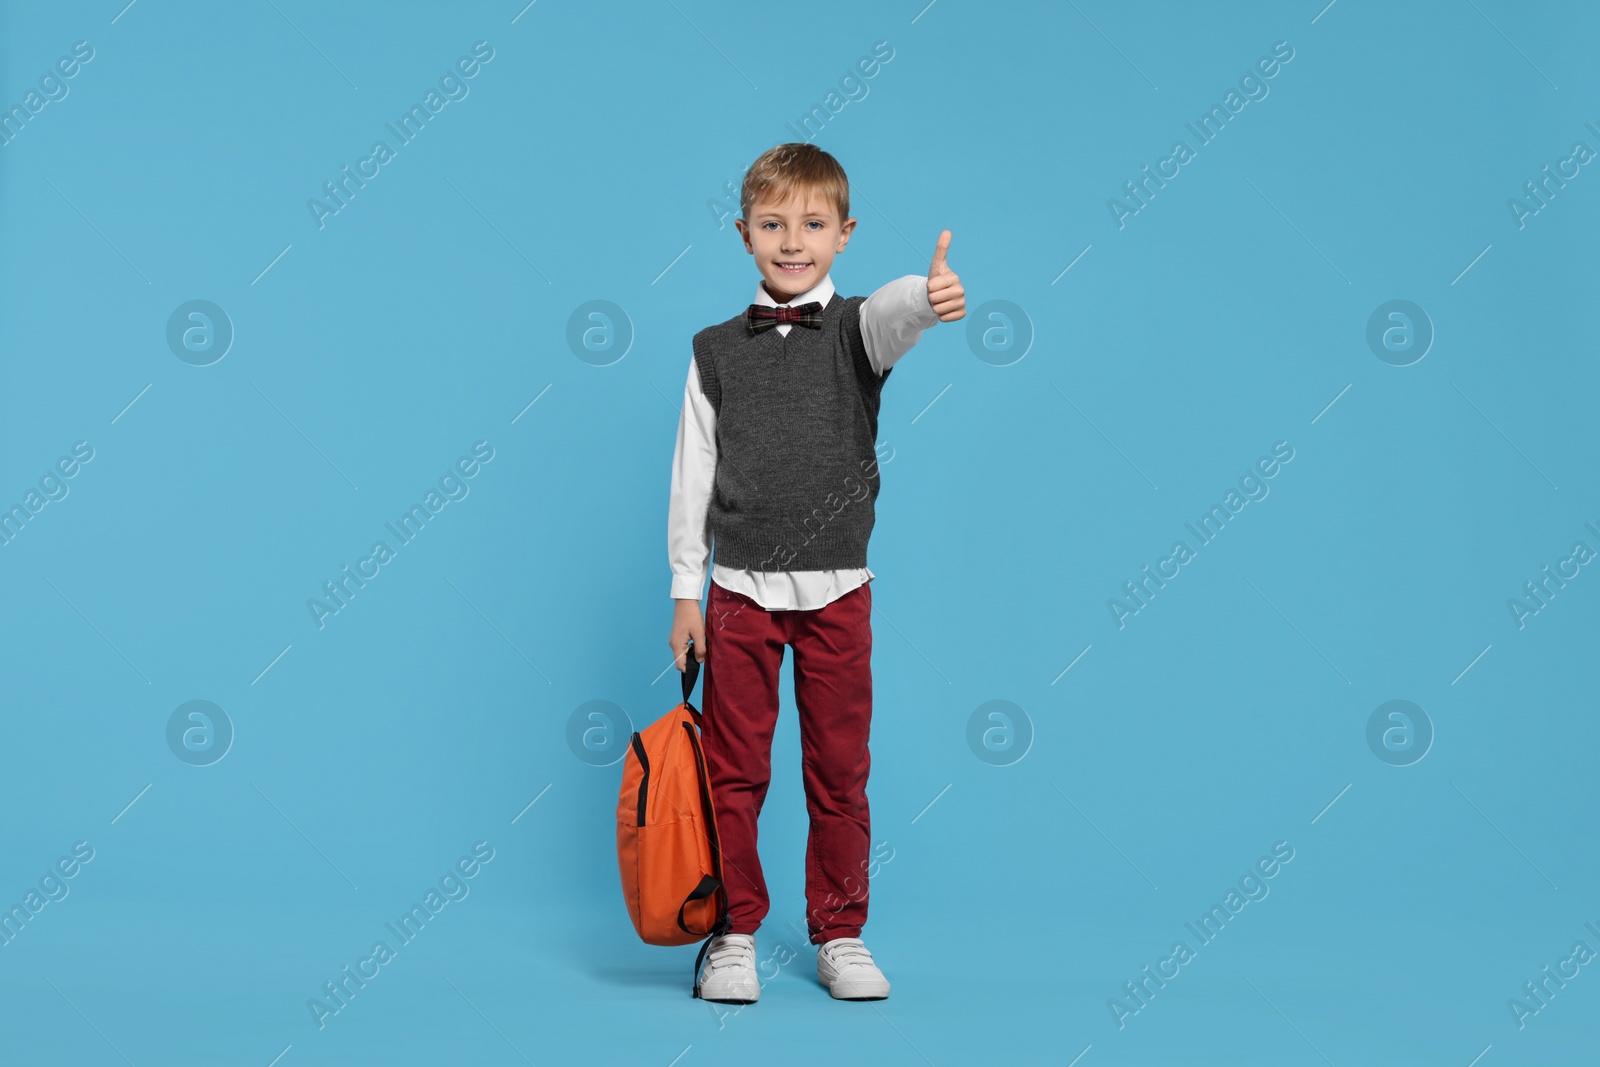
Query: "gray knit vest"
693 291 891 573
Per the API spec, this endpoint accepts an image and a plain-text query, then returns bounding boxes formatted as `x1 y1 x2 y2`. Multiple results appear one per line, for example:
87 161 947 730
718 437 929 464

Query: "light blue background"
2 1 1597 1064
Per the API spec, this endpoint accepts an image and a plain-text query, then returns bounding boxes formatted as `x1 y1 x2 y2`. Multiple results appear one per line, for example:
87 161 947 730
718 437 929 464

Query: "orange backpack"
616 645 732 996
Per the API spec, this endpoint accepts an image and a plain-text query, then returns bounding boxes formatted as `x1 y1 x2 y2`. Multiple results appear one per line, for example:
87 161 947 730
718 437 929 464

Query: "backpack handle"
681 640 701 705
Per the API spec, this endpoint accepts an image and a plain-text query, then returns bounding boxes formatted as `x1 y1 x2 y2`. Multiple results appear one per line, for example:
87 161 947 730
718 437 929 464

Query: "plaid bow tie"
746 301 824 334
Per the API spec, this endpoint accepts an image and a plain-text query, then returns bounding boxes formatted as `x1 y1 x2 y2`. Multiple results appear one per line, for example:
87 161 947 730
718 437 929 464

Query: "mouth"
775 261 812 276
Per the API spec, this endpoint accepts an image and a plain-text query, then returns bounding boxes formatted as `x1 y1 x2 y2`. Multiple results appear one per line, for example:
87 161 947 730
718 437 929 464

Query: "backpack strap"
682 711 735 997
690 905 736 999
682 720 729 900
678 874 724 936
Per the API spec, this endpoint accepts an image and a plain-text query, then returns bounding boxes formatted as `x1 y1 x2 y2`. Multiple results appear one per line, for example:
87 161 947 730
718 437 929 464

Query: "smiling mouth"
776 261 811 274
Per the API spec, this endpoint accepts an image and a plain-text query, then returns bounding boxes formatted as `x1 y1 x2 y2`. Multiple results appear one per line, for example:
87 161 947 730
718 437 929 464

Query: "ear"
836 216 858 251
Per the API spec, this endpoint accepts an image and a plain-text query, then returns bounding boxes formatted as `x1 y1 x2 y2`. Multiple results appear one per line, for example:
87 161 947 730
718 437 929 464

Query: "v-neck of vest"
749 291 838 348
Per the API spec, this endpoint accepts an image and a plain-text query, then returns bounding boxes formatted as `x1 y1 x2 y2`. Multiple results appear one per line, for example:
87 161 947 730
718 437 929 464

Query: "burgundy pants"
700 578 874 945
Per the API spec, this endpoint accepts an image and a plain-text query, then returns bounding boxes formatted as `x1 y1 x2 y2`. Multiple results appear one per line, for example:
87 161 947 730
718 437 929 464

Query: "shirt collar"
754 272 835 310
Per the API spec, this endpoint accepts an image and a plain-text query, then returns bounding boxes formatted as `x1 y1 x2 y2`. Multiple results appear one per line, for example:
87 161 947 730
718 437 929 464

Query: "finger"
929 230 951 274
690 623 706 662
928 271 959 293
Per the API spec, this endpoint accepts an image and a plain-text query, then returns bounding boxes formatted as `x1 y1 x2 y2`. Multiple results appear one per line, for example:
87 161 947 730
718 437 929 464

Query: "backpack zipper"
630 733 650 826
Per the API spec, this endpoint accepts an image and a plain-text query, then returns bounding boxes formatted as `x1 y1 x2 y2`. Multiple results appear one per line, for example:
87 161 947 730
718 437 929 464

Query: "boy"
666 142 965 1003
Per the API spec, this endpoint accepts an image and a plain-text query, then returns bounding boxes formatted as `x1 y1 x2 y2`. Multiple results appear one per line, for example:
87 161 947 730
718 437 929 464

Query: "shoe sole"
699 980 761 1004
818 968 890 1000
825 984 889 1000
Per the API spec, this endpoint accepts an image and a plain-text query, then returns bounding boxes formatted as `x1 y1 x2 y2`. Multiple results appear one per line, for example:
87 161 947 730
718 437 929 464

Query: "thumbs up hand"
926 230 965 322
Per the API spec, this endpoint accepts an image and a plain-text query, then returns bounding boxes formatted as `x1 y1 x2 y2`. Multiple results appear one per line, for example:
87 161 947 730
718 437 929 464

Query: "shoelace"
705 934 755 974
821 938 877 972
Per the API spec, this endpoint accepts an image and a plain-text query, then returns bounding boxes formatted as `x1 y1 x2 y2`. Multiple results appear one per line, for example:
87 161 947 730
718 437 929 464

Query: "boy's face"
734 190 857 304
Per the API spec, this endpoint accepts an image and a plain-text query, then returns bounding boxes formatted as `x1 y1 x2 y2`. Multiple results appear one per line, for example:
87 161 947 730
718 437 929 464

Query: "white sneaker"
696 933 760 1003
816 936 890 1000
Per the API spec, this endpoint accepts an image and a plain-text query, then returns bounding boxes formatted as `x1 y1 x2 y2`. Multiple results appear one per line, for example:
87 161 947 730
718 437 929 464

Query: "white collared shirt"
669 272 939 610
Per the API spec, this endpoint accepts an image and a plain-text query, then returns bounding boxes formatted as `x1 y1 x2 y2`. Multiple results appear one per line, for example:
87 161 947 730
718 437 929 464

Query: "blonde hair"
740 142 850 225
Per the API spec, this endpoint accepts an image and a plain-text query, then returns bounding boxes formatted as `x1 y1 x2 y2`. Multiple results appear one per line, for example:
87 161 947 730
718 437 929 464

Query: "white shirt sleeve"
859 274 940 376
668 355 717 600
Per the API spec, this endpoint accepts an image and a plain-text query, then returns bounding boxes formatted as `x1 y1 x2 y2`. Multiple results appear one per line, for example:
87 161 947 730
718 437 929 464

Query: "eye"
806 221 824 230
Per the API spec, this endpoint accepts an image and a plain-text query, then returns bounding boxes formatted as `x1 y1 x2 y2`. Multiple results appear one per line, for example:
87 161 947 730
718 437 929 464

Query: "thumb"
929 230 951 276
